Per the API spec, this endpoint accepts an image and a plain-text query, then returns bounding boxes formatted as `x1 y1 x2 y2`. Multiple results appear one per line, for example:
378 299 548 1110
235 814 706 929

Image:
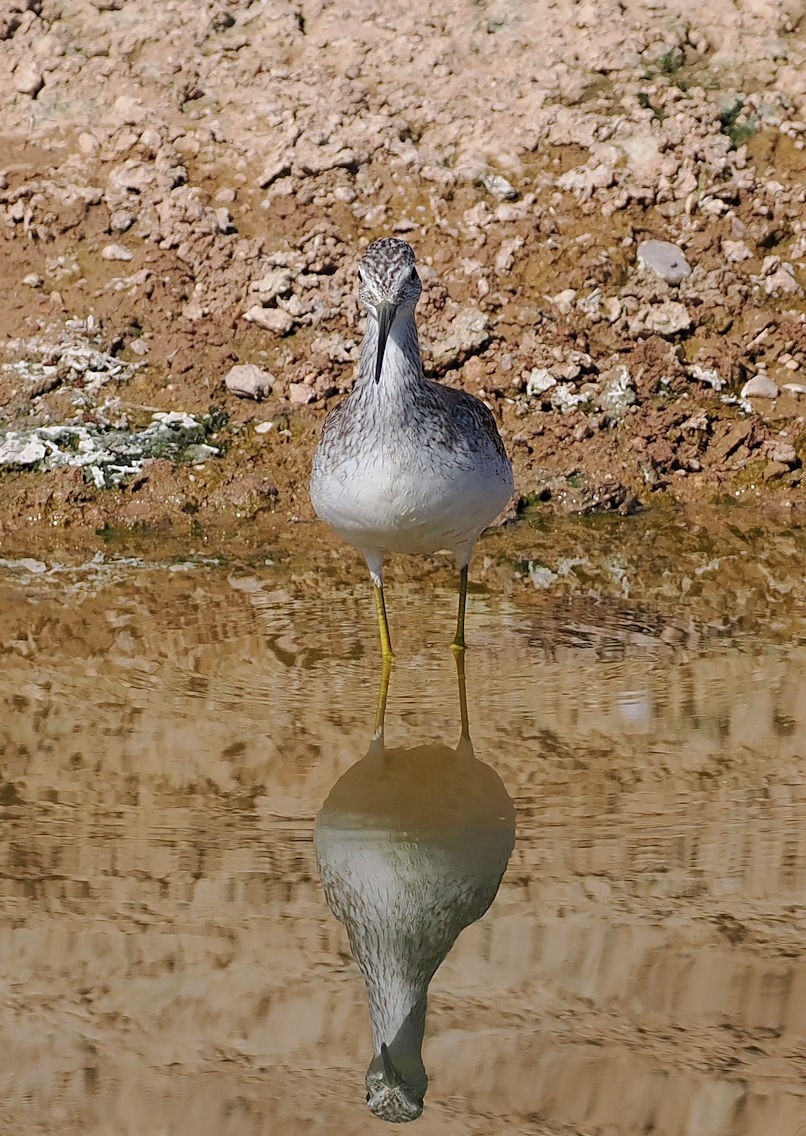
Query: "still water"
0 512 804 1136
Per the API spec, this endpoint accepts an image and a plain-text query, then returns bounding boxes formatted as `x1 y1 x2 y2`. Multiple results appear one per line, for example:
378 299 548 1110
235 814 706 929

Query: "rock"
631 301 692 338
546 288 577 315
763 439 798 466
620 132 663 179
243 306 294 335
596 365 636 417
257 158 292 188
753 257 804 297
288 382 315 405
13 65 44 97
479 171 518 200
109 210 135 233
294 144 357 176
782 383 806 396
637 240 691 285
722 239 752 262
113 95 149 126
427 307 490 368
78 133 100 156
710 420 753 464
22 274 43 288
225 364 275 401
526 368 557 397
741 374 779 399
251 268 294 302
495 237 524 273
557 161 615 194
690 364 724 391
101 243 133 261
0 436 48 466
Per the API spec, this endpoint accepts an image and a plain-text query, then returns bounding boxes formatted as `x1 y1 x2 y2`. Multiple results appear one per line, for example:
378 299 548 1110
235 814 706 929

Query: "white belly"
312 452 512 563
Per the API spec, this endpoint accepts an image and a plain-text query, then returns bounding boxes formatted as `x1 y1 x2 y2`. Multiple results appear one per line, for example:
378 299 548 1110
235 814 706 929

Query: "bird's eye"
410 267 417 282
365 1092 371 1102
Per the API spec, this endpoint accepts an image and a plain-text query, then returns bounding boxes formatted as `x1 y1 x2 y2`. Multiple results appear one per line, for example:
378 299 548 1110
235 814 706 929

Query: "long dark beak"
374 301 396 385
381 1043 402 1087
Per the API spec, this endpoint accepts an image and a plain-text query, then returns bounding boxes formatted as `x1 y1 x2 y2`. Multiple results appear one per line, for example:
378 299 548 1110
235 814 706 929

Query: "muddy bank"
1 0 805 543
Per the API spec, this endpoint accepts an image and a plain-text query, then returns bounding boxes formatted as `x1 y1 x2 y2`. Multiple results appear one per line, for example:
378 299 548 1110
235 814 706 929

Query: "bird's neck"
357 310 425 395
365 970 428 1078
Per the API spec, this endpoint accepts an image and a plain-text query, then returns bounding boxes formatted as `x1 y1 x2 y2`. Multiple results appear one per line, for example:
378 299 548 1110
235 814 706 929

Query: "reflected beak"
381 1043 402 1087
374 301 396 384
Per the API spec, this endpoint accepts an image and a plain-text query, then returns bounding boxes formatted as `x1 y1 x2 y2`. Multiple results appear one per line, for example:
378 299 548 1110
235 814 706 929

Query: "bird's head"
357 238 422 383
365 1042 427 1123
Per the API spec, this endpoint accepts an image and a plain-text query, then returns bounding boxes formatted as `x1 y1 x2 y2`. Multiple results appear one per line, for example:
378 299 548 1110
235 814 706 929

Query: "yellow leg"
453 645 470 742
373 580 394 663
373 654 393 738
451 564 469 654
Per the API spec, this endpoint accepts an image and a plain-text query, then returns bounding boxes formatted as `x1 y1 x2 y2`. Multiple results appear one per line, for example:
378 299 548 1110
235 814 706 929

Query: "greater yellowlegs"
310 238 513 659
314 653 515 1121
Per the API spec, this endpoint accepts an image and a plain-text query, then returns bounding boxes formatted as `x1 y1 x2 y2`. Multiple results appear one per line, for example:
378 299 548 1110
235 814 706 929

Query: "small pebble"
101 244 134 261
243 306 294 335
637 240 692 285
225 363 275 401
109 210 135 233
288 382 315 405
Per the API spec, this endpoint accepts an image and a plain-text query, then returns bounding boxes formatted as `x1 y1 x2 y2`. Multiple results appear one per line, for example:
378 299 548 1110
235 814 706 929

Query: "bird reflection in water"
314 654 516 1122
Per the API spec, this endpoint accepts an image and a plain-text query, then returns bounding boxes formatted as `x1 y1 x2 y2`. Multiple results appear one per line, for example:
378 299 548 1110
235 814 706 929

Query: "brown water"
0 511 804 1136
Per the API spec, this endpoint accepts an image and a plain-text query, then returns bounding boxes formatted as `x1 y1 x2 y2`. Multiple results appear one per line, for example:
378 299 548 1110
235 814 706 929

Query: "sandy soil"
0 0 805 542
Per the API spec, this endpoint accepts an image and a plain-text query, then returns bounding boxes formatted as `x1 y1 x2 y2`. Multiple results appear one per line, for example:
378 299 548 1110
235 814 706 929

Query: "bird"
314 653 516 1122
310 237 513 660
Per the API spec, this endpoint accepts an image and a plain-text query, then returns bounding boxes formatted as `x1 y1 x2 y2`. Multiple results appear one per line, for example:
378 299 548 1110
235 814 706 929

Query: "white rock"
101 244 133 261
690 364 724 391
288 382 315 405
243 306 294 335
546 288 577 315
526 369 557 396
597 365 636 416
782 383 806 396
113 95 148 126
764 439 797 465
722 239 752 262
741 374 779 399
427 307 490 367
0 436 47 465
632 301 692 338
225 364 275 401
13 65 44 97
620 132 662 178
557 162 614 194
78 132 100 156
251 268 294 302
109 210 135 233
637 240 691 285
752 257 804 297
